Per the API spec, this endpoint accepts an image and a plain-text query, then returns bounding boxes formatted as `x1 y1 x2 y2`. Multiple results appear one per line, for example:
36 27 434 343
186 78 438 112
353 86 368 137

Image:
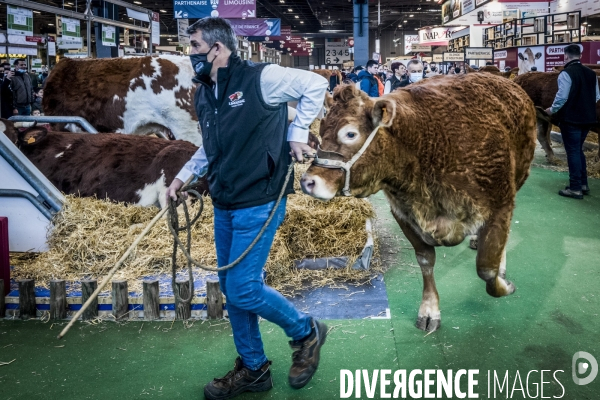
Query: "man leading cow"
165 17 329 400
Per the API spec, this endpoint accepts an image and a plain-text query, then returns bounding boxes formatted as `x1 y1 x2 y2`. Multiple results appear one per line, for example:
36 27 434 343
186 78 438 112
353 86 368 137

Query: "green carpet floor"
1 166 599 399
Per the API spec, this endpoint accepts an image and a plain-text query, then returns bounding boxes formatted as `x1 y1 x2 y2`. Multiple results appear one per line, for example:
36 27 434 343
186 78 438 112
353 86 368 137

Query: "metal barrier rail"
8 116 98 134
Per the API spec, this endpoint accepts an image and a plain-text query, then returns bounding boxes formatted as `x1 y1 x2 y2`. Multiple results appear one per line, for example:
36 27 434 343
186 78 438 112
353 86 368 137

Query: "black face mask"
190 44 217 80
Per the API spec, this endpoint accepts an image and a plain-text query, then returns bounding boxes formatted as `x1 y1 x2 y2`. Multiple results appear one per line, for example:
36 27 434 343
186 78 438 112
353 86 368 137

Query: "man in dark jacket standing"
165 18 329 400
0 63 14 119
545 44 600 199
9 59 34 115
358 60 379 97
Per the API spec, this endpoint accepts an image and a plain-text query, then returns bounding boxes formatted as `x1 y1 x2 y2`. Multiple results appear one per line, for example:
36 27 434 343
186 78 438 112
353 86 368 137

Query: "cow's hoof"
469 236 478 250
486 278 516 298
416 316 441 332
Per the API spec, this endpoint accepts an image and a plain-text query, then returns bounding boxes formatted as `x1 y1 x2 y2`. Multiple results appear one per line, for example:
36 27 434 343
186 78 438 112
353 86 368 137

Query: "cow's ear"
333 84 360 104
0 119 18 143
18 124 48 146
518 53 524 60
535 52 542 60
372 98 396 128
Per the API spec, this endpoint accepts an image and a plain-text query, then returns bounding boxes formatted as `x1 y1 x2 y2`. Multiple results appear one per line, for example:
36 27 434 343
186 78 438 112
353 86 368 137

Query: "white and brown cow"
301 75 536 332
43 56 201 145
0 119 207 207
518 48 543 75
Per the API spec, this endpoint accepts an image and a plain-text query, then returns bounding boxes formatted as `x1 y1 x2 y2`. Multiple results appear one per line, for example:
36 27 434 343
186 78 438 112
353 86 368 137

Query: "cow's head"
518 48 542 74
301 84 396 200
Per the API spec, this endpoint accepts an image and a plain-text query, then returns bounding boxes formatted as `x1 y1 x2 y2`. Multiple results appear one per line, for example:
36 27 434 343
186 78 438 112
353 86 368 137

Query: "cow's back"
395 73 536 195
20 131 203 204
513 72 560 109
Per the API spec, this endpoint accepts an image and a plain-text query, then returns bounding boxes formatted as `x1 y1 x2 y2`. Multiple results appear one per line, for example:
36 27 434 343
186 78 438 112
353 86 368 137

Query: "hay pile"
10 164 379 296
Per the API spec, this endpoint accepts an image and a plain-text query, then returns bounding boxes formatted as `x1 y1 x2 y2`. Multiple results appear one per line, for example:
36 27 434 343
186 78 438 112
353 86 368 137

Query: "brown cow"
466 65 518 78
514 71 600 161
0 119 207 208
43 56 201 145
300 75 536 332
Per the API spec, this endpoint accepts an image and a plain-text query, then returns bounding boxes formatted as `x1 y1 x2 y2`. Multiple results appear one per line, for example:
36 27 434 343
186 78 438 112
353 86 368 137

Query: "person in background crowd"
28 68 39 89
32 109 41 116
384 61 408 94
402 59 425 86
0 63 14 119
347 66 361 83
165 17 329 400
358 60 380 97
504 66 512 72
38 66 49 86
9 59 34 116
385 69 393 80
374 71 385 96
545 44 600 199
32 88 44 114
470 64 480 71
329 70 340 93
486 61 493 66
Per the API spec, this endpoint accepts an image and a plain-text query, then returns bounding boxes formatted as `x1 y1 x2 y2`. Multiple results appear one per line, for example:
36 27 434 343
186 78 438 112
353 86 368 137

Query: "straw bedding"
10 162 380 296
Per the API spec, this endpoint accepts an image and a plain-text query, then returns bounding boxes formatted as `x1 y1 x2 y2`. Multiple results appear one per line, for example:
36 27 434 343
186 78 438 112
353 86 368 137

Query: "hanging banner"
126 8 150 22
450 0 462 18
462 0 476 14
419 27 457 46
57 36 83 49
61 17 81 38
174 0 256 19
517 45 545 74
325 38 351 64
7 6 33 36
178 19 190 45
102 25 117 47
411 44 432 52
404 34 419 55
48 41 56 56
228 19 280 37
151 12 160 45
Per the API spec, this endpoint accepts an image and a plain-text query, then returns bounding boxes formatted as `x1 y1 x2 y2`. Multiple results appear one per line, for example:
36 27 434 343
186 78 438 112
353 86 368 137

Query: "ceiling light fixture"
300 21 304 23
583 22 588 24
403 20 407 22
417 7 421 10
288 8 293 11
48 23 54 26
410 14 414 17
295 15 299 18
160 9 167 13
33 10 41 14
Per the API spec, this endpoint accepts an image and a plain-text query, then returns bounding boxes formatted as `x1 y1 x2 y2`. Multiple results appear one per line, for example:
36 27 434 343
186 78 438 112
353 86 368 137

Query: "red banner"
26 36 45 43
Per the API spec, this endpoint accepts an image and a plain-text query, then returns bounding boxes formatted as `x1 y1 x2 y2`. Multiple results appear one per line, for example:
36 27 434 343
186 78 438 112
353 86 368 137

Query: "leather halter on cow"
312 124 383 196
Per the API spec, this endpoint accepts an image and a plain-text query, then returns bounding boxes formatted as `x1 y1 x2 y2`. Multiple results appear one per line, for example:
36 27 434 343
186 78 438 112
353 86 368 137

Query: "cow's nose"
300 175 315 194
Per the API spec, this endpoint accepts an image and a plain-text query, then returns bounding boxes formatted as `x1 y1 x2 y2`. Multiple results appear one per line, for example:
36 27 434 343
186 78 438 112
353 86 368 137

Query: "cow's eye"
347 132 357 139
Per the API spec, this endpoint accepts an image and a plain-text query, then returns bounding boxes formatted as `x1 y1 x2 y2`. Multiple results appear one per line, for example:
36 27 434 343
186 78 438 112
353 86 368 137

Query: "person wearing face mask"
9 59 34 115
401 59 425 86
384 62 408 94
165 18 329 400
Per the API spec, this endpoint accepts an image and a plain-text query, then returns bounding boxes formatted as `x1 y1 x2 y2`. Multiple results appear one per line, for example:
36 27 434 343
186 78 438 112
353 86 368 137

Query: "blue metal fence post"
353 0 369 68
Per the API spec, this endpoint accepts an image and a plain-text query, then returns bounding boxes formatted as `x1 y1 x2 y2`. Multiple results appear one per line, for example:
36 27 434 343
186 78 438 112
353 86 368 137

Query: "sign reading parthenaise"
173 0 256 19
465 47 493 60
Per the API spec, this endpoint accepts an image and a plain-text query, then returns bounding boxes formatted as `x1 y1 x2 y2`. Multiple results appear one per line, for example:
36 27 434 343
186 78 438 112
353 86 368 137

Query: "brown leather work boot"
204 357 272 400
288 318 328 389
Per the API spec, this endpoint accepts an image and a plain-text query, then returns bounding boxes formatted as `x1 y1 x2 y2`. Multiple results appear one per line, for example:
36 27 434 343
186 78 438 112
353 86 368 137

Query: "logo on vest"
228 91 245 107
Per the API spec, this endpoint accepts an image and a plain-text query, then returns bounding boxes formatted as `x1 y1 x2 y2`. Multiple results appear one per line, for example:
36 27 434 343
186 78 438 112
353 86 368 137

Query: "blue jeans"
214 198 312 370
560 122 589 192
16 105 31 115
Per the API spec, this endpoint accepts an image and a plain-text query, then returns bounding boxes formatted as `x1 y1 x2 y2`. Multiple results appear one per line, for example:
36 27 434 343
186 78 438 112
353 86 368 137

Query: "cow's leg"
476 205 515 298
391 213 440 332
537 120 556 162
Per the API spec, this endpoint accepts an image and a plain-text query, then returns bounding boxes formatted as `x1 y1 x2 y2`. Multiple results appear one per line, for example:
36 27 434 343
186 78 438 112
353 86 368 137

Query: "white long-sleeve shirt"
175 64 328 183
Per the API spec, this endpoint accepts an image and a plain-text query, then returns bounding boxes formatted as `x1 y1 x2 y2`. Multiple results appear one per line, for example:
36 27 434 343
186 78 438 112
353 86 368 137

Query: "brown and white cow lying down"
0 119 208 208
514 71 600 161
43 56 201 145
301 75 536 332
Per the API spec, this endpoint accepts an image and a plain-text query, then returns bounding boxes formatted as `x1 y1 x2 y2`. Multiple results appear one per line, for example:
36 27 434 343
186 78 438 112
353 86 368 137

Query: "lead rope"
166 160 299 308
